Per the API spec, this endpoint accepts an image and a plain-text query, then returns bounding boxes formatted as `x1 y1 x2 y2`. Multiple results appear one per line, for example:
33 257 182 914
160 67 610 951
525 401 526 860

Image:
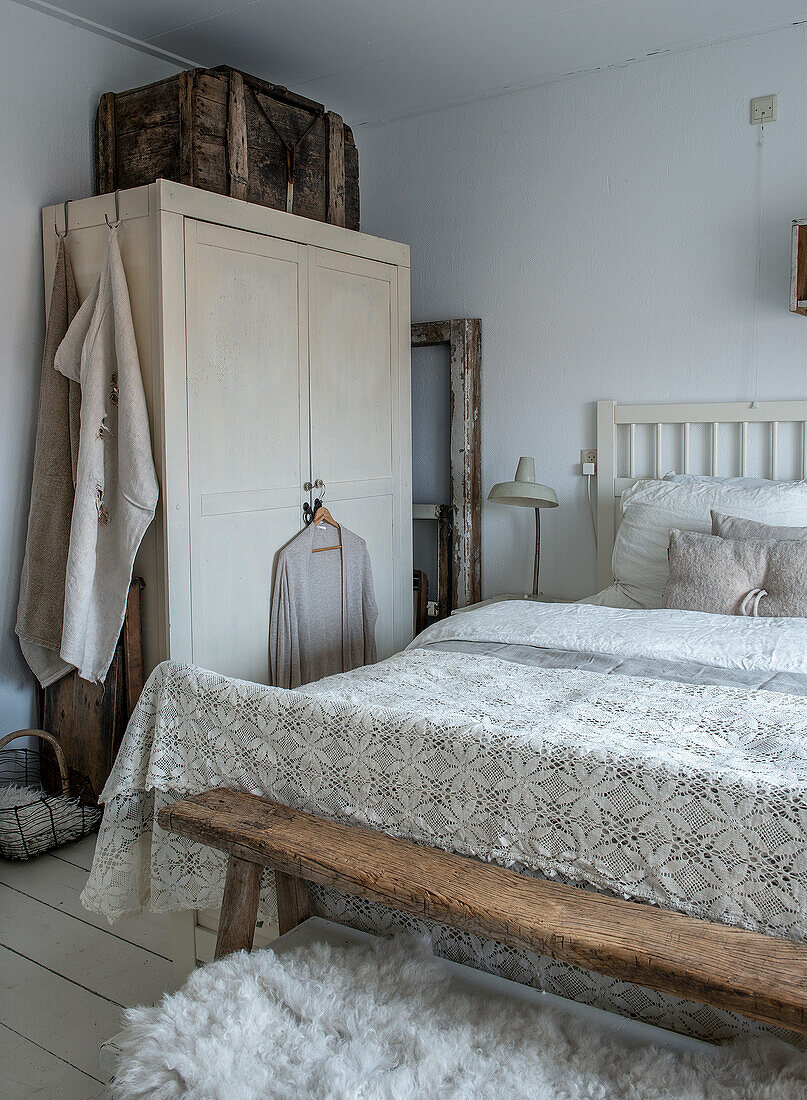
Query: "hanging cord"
750 122 765 405
249 87 323 213
740 588 767 617
586 473 598 550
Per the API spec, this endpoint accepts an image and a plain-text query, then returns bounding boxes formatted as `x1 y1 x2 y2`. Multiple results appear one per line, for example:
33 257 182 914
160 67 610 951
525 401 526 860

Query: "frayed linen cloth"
112 934 807 1100
16 238 81 687
54 226 158 683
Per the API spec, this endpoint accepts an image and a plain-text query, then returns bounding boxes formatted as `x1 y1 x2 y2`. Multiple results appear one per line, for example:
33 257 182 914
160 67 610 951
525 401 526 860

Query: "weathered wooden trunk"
95 66 359 230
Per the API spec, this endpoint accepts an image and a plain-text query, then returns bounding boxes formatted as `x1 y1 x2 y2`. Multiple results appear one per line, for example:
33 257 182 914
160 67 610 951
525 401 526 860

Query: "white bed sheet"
415 599 807 675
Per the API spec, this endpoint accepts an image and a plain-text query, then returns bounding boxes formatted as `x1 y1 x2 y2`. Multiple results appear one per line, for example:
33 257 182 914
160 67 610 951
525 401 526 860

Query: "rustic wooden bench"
157 787 807 1035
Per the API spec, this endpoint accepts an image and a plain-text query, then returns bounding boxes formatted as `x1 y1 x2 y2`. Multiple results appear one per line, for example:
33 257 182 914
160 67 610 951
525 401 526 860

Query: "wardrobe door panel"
308 248 411 658
309 254 393 484
184 220 309 679
193 508 301 683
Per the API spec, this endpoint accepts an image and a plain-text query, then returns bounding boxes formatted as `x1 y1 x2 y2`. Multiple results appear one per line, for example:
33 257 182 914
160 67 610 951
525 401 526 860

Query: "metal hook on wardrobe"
54 200 69 240
302 480 327 525
105 190 121 229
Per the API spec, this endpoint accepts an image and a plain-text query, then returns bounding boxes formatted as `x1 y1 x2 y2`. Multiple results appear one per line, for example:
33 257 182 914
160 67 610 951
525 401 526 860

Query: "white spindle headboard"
595 399 807 590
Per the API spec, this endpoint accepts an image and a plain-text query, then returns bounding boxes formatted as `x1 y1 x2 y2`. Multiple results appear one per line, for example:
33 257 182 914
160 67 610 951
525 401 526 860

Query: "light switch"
751 95 777 124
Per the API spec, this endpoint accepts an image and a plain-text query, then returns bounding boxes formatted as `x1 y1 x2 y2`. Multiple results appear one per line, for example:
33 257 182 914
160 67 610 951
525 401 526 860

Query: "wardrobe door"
184 220 309 682
308 247 412 658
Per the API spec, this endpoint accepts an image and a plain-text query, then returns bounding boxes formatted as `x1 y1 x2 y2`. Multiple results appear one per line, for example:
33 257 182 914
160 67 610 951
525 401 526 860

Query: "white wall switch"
751 95 777 124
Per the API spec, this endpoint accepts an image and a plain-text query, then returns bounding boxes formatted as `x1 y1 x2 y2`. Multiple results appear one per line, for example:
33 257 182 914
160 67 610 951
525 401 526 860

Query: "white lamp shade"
488 457 558 509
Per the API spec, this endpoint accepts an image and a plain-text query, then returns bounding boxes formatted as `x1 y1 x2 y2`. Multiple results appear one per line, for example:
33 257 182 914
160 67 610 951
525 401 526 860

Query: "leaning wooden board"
96 66 359 230
159 788 807 1035
41 579 145 802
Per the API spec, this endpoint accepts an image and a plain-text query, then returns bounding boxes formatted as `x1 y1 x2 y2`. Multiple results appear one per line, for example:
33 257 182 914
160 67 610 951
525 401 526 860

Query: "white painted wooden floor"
0 833 172 1098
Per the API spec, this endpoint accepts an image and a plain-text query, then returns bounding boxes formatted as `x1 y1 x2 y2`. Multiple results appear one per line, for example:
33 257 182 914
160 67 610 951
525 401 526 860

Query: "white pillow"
612 477 807 607
578 584 645 609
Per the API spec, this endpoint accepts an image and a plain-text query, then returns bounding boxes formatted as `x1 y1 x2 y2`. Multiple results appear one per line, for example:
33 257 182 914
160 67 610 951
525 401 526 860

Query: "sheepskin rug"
113 934 807 1100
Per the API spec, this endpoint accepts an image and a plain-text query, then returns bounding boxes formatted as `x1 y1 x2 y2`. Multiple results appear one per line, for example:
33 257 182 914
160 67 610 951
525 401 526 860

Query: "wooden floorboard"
0 885 172 1006
0 945 123 1082
1 832 173 1095
0 851 171 958
0 1023 105 1099
49 834 99 873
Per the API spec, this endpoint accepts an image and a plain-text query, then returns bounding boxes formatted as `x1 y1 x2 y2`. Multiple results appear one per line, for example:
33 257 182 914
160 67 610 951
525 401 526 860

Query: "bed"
82 398 807 1045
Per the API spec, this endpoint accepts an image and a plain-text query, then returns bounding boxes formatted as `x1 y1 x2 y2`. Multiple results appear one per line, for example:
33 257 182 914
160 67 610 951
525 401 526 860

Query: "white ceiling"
19 0 807 124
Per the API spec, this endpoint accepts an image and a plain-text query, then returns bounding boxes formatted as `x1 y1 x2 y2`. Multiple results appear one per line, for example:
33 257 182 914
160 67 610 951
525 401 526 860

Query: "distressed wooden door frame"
411 319 481 608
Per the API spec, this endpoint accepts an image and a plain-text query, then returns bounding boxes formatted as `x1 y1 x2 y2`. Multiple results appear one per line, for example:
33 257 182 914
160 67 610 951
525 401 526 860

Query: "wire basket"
0 730 102 860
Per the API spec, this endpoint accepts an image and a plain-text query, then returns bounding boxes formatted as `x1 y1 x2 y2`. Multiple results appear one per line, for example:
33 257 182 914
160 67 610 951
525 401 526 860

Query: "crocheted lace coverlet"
82 604 807 1043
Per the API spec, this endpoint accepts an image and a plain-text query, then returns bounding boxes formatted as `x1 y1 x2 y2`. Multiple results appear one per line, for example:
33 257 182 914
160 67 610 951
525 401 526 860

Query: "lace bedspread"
83 648 807 939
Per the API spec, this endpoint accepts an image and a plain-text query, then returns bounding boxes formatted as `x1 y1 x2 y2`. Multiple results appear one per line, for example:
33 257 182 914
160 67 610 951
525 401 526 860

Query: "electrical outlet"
751 95 777 124
580 449 597 475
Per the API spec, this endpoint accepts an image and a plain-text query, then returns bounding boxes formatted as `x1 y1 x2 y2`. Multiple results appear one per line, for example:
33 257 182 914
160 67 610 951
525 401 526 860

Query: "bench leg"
215 854 263 959
275 870 311 935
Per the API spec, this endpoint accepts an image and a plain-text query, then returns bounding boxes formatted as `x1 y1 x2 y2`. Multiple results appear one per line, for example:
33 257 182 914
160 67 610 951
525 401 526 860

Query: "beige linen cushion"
710 510 807 541
664 530 807 617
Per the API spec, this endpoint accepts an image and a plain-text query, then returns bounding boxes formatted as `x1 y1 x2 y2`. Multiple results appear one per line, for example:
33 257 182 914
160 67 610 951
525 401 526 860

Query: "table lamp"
488 457 558 596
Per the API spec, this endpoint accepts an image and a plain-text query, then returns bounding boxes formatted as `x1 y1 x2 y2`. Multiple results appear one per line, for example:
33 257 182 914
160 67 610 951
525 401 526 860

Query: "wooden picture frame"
411 319 482 608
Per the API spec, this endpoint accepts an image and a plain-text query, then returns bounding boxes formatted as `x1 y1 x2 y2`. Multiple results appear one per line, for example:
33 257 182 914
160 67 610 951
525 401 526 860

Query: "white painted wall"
2 8 806 732
0 0 176 732
358 25 807 602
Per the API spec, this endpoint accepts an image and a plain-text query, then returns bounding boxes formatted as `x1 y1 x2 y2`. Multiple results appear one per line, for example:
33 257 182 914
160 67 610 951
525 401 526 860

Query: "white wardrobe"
43 181 412 686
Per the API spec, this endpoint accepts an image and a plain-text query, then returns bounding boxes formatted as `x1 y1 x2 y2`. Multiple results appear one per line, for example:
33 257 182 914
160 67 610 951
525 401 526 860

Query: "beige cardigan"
270 522 378 688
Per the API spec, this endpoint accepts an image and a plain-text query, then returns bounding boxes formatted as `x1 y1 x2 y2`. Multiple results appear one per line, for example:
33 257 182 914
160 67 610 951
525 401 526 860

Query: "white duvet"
414 599 807 676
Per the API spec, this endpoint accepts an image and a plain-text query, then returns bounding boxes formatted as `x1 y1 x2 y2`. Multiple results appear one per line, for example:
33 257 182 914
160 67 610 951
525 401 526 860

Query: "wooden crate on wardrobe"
95 66 359 230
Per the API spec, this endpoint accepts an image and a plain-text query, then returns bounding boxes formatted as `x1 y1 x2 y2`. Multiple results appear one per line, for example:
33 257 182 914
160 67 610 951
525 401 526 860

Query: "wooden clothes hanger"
311 504 342 553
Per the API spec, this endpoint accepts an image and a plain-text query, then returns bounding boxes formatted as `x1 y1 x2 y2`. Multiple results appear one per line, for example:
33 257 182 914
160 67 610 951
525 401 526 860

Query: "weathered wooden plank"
114 126 179 191
226 70 248 201
345 131 360 230
195 70 229 108
436 503 452 620
234 67 325 115
792 222 807 316
449 318 482 607
111 80 179 133
41 580 142 801
411 320 451 347
160 789 807 1034
123 579 145 722
413 569 429 634
326 111 346 227
42 651 123 802
178 69 197 188
214 854 262 959
275 870 311 935
95 92 116 194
